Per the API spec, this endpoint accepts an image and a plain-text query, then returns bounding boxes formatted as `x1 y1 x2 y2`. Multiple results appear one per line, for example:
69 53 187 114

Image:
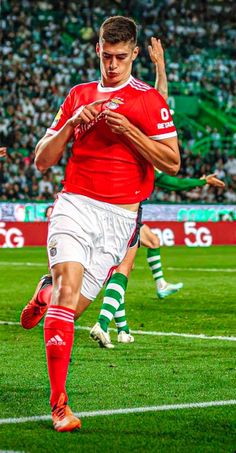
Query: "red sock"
44 305 75 408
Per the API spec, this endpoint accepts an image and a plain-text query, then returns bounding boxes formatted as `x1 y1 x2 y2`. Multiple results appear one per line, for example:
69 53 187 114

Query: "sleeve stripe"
46 128 58 135
149 131 178 140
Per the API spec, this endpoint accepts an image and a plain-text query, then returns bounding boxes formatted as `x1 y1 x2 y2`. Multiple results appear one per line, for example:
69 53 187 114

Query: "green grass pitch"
0 245 235 452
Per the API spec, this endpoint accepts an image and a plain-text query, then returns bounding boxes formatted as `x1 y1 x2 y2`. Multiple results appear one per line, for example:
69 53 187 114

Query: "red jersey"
47 75 177 204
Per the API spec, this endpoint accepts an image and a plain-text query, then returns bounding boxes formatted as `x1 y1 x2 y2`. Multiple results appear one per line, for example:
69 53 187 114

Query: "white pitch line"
135 266 236 272
0 262 235 273
0 261 46 267
127 330 236 342
0 320 235 342
0 451 26 453
167 267 236 273
76 325 236 342
0 400 235 426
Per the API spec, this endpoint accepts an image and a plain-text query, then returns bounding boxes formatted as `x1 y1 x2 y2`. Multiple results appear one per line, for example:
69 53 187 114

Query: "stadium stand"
1 0 235 203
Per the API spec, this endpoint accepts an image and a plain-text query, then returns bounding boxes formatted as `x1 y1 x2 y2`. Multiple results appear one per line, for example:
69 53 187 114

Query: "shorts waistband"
61 193 138 220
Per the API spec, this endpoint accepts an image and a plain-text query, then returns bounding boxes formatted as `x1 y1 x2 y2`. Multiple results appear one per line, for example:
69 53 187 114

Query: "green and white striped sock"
147 247 165 290
98 273 128 332
114 295 130 334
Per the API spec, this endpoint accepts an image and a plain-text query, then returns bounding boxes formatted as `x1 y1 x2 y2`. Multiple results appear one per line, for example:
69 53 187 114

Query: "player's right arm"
201 174 225 188
35 125 74 172
155 172 206 191
35 99 107 172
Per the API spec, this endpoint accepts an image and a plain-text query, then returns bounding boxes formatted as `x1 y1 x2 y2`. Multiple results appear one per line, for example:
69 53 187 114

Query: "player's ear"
96 43 100 57
132 46 139 61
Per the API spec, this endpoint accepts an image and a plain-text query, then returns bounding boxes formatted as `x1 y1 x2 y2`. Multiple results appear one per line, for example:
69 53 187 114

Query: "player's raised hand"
149 38 168 99
148 37 165 68
0 147 7 157
104 109 131 134
203 174 225 188
69 99 109 127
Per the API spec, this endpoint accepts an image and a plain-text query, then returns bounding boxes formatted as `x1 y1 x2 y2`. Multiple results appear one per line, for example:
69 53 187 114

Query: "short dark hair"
99 16 137 46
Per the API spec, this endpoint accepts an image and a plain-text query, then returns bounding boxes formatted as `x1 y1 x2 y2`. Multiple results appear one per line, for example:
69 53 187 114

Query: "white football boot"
90 322 114 349
117 331 134 343
157 281 183 299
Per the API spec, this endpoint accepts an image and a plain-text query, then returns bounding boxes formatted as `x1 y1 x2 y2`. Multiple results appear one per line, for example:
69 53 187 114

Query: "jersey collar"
97 75 132 92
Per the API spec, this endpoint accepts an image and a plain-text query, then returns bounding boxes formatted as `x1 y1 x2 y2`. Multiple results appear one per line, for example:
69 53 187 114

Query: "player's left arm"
105 109 179 175
148 37 168 100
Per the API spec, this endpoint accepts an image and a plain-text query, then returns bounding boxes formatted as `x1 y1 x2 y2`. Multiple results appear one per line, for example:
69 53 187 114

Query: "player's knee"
149 236 160 249
116 262 130 277
153 236 160 248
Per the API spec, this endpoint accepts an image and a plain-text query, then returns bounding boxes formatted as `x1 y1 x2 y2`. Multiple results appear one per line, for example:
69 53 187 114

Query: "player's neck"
99 75 132 91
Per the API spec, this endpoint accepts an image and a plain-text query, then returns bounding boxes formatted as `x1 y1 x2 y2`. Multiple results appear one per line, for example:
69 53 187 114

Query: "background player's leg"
90 245 138 347
142 225 183 298
74 294 93 319
99 272 128 332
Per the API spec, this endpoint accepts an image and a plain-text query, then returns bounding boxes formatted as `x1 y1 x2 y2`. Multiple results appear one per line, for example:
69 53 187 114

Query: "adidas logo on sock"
46 335 66 346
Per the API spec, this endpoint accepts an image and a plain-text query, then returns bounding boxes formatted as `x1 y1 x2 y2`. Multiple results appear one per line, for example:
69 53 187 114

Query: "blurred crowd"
1 0 235 203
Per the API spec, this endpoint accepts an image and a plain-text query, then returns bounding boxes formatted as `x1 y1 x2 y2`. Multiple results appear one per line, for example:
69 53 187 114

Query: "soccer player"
21 37 225 352
23 16 180 432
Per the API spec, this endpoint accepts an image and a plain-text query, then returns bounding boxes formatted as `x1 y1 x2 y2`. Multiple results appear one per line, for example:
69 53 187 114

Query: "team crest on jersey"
104 98 124 110
48 238 58 257
51 108 62 128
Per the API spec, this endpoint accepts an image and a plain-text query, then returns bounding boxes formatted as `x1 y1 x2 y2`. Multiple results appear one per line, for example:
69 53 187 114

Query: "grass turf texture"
0 245 235 452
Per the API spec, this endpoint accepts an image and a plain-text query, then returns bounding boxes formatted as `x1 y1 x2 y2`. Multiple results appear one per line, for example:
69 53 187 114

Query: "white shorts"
47 193 137 301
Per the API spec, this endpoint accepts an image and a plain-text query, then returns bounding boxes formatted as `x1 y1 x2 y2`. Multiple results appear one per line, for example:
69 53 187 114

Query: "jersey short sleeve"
140 89 177 140
46 87 82 135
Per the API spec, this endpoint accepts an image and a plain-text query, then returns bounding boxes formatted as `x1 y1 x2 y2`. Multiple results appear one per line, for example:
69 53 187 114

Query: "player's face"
96 40 139 87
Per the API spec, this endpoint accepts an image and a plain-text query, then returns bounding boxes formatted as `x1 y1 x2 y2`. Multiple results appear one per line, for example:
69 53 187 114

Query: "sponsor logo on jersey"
77 111 105 134
51 108 62 128
157 121 174 129
104 98 124 110
76 98 124 135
